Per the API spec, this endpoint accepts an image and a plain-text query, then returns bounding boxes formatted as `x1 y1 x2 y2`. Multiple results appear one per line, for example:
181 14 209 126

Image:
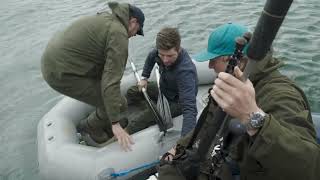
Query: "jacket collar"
248 51 283 84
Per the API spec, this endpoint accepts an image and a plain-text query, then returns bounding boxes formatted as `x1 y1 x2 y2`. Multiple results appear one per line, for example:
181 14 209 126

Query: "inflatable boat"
37 60 320 180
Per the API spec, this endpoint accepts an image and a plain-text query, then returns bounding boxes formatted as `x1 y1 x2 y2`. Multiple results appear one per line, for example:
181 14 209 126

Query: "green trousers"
125 82 182 134
43 72 127 136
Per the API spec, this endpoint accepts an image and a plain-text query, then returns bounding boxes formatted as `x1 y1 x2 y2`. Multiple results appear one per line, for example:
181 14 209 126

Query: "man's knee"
127 85 139 95
126 85 144 104
125 108 155 134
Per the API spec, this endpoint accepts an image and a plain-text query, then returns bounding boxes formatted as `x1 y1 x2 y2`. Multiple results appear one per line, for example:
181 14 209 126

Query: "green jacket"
41 2 130 123
177 54 320 180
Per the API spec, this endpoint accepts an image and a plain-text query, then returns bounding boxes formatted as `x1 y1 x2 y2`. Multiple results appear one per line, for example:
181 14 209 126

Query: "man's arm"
141 49 158 79
102 24 133 151
177 68 198 136
247 80 319 179
212 67 319 179
102 27 128 124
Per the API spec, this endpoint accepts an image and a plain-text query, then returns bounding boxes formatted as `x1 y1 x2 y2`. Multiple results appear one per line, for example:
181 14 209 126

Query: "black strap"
186 92 213 149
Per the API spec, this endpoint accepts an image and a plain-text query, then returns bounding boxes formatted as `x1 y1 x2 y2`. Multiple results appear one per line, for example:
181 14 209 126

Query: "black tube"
247 0 293 61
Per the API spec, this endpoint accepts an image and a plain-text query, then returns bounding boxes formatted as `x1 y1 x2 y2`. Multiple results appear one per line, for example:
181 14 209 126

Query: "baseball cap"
193 23 248 62
129 5 145 36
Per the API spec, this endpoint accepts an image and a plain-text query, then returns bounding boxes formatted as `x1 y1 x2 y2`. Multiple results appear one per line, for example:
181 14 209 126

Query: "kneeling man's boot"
77 111 110 145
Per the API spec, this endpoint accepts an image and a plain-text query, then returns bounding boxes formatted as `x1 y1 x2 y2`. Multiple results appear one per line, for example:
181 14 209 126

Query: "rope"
110 160 160 177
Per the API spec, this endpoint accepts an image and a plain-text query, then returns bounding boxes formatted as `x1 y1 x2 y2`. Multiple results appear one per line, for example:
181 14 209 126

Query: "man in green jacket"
41 2 145 151
158 23 320 180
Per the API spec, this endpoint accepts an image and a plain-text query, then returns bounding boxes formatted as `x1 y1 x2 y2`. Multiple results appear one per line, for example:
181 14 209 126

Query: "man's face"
128 18 140 37
208 56 229 73
158 47 180 66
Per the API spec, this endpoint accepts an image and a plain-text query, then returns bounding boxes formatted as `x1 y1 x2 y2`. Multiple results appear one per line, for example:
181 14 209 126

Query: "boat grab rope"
110 160 160 177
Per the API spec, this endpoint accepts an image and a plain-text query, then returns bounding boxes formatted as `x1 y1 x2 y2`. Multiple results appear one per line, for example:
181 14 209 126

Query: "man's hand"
161 147 176 161
112 122 134 151
138 79 148 92
210 66 260 124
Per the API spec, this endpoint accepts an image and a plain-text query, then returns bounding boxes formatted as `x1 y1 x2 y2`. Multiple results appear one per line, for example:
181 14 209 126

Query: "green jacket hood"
249 51 284 84
108 2 129 31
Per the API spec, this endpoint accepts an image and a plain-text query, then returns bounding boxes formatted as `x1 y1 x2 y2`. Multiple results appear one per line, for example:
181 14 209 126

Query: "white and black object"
246 111 266 130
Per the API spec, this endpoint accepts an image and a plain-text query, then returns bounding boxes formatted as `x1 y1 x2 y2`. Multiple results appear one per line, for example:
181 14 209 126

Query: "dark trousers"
158 163 236 180
125 81 182 134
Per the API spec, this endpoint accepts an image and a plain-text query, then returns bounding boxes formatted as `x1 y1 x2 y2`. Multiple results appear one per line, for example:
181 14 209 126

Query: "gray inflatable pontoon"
37 60 215 180
37 60 320 180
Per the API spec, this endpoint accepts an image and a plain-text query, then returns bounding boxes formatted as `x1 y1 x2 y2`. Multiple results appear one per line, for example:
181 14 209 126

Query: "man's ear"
223 56 229 63
176 47 181 53
129 17 137 24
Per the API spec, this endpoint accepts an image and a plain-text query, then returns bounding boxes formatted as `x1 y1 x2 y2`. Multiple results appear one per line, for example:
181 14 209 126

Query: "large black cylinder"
247 0 293 61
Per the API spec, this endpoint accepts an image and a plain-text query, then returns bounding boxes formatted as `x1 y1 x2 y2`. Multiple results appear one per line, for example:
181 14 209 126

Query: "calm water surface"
0 0 319 179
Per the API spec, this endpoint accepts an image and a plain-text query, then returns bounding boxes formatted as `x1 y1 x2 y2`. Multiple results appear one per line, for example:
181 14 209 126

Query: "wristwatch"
246 111 266 130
